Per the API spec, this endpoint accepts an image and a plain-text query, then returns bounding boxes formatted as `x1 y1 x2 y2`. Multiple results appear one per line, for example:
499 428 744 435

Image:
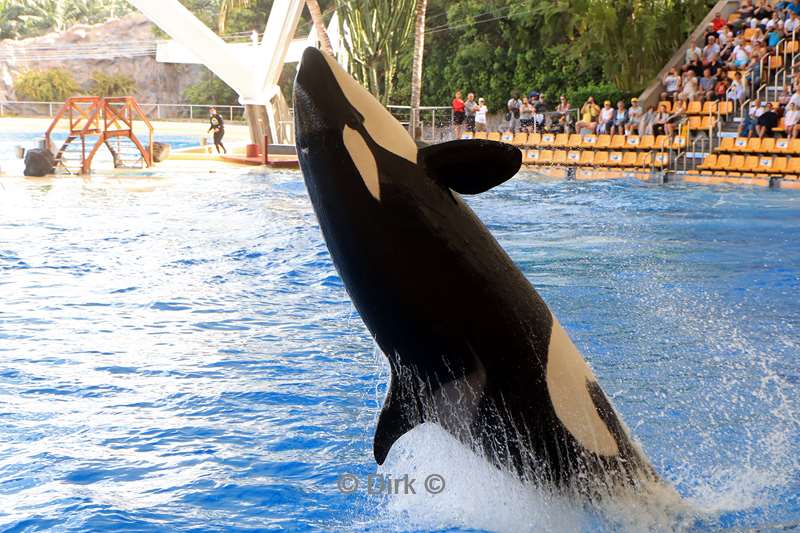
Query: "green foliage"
336 0 417 104
13 68 80 101
0 0 134 39
390 0 710 109
183 68 239 105
88 71 136 97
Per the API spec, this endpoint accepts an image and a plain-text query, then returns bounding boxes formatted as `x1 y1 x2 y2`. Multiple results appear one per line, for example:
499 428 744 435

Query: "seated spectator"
739 99 764 137
726 71 746 104
714 72 730 100
598 100 615 133
556 95 570 114
785 102 800 137
639 105 656 135
665 100 686 137
786 11 800 35
703 35 721 66
679 73 700 101
767 26 783 48
652 104 670 135
699 68 715 100
738 0 755 20
718 25 734 47
757 102 780 138
627 97 643 134
612 100 628 135
712 12 727 32
576 96 600 133
532 93 547 131
788 0 800 17
685 43 703 65
754 0 773 22
729 39 750 69
662 68 682 100
778 85 793 110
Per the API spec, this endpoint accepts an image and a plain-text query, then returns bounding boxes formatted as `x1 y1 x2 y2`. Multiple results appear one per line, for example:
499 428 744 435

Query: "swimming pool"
1 161 799 530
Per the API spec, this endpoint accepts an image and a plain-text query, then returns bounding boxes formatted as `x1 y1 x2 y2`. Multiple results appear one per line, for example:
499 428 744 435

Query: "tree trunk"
409 0 427 140
306 0 333 55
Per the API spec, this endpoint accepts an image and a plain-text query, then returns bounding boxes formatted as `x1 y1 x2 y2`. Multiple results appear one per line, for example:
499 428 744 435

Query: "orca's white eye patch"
321 53 417 164
343 125 380 201
545 317 619 457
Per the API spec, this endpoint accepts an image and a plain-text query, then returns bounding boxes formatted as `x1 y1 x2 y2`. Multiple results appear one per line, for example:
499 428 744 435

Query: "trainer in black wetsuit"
208 107 227 154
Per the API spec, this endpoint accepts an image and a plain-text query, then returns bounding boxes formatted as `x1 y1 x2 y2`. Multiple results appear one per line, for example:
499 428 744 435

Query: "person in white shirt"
685 44 702 64
475 98 488 132
597 100 615 134
703 35 721 65
787 12 800 35
785 103 800 138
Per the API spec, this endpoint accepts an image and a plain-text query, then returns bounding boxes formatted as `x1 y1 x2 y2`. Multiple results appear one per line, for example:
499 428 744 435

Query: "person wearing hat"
626 97 644 134
475 97 488 132
598 100 615 134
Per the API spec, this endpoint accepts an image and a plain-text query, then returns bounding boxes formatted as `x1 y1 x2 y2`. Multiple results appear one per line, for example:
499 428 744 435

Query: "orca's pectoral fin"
418 139 522 195
374 371 422 465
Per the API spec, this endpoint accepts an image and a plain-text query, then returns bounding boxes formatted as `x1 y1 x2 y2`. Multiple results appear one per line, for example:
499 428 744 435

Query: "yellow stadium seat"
512 132 529 146
732 137 749 152
540 133 556 148
742 155 761 173
527 133 542 147
760 138 775 153
474 132 487 140
553 150 568 165
621 151 638 167
538 150 554 164
595 135 612 149
461 131 474 139
784 40 799 54
593 151 609 166
686 101 702 115
523 149 540 164
653 153 669 168
501 132 514 143
579 151 595 166
747 138 762 153
624 135 640 149
775 118 786 133
702 101 717 115
697 153 717 170
636 152 650 167
672 136 688 150
658 101 673 113
731 154 747 172
787 157 800 174
714 153 732 171
686 116 702 131
580 134 598 149
608 152 624 166
700 116 716 131
487 132 502 142
754 156 775 173
654 135 669 149
769 55 783 70
718 100 733 116
771 157 788 173
567 134 583 149
743 28 757 40
553 133 569 148
788 139 800 154
566 150 582 165
718 137 736 152
772 138 790 154
639 135 655 150
610 135 627 150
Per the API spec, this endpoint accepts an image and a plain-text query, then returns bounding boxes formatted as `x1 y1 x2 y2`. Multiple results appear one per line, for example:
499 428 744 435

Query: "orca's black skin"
294 47 657 495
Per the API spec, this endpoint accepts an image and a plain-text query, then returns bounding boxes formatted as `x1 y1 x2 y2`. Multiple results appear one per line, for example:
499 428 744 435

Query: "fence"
388 105 454 142
0 100 247 122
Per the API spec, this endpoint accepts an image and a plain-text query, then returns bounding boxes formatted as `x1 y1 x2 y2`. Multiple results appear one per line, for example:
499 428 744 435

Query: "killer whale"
293 46 659 495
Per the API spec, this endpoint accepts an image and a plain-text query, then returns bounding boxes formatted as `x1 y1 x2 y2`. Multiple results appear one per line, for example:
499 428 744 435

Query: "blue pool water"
1 156 799 530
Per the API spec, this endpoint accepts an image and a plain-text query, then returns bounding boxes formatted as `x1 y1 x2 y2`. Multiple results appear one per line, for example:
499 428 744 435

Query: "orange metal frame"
45 96 154 174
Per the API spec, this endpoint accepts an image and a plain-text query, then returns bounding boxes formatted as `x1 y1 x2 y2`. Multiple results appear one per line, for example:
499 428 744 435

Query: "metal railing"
0 100 247 122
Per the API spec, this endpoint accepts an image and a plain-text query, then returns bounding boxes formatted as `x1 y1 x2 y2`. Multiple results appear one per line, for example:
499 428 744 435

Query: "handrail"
44 102 69 152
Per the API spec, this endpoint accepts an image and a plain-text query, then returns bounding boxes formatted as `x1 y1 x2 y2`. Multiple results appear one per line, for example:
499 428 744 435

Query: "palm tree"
409 0 427 139
218 0 250 35
306 0 333 55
